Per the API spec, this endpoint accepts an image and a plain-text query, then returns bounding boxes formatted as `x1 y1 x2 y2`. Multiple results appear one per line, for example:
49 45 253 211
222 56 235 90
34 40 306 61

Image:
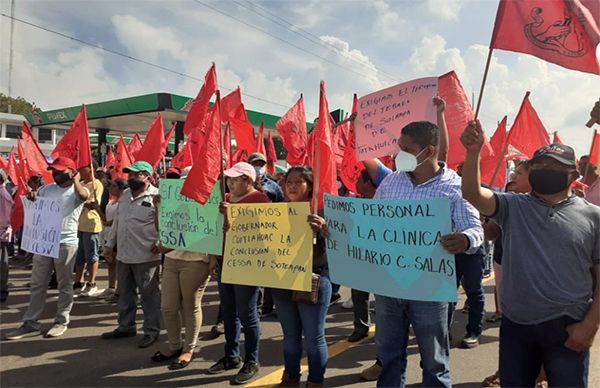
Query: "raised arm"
433 96 448 162
460 120 496 216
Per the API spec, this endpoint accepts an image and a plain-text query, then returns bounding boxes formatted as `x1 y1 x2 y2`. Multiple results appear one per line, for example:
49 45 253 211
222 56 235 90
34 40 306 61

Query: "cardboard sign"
222 202 313 291
355 77 438 160
21 196 64 259
158 179 224 255
324 194 457 302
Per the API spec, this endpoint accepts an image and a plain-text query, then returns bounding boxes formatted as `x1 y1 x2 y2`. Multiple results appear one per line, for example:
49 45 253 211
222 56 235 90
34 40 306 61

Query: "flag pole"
488 139 509 188
582 130 598 184
474 48 493 120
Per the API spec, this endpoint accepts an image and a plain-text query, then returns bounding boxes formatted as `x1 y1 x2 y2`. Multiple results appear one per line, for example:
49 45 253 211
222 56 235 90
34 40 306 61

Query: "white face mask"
394 148 428 172
254 166 266 177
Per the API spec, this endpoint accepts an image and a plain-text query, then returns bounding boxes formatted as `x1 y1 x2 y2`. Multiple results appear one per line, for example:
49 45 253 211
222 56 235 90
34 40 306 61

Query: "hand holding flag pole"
586 100 600 128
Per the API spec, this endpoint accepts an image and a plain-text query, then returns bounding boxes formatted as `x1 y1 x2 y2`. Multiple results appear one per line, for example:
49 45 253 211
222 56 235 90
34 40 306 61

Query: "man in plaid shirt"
373 121 483 388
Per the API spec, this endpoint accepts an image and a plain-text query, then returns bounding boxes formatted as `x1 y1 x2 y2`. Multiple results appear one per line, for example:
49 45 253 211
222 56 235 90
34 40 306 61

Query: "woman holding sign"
207 162 270 385
271 166 331 387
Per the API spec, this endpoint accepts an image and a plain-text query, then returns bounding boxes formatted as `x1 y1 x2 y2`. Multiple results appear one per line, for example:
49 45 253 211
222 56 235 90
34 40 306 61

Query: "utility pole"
7 0 16 113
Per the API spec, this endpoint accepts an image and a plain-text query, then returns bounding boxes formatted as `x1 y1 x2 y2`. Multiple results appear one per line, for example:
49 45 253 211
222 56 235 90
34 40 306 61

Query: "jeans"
351 289 370 335
116 260 161 337
22 245 78 328
75 232 100 264
448 252 485 336
500 315 589 387
218 264 260 364
375 296 451 388
271 274 332 384
161 257 210 353
1 242 8 299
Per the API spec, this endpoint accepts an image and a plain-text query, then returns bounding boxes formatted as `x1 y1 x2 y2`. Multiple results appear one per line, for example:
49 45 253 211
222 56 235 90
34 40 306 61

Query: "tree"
0 93 34 115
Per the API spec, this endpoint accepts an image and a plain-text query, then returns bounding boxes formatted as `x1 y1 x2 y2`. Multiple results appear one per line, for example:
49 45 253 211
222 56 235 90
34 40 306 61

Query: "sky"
0 0 598 156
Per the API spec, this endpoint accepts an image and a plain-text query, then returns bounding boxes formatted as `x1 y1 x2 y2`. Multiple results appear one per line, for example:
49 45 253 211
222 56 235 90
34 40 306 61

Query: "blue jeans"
218 264 260 364
448 252 485 336
375 296 451 387
116 260 161 336
271 274 332 384
500 316 589 387
76 232 100 264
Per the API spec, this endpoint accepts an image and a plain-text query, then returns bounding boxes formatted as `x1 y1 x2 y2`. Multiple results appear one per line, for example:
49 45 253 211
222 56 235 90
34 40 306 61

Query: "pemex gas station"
14 92 342 168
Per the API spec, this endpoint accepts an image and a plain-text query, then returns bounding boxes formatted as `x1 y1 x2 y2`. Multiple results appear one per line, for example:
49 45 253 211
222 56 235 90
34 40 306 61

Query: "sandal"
151 348 183 362
169 354 194 370
486 313 502 323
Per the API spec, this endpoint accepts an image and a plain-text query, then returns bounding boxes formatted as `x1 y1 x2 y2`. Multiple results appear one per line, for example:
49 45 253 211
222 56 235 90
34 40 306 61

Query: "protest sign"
355 77 438 160
324 194 456 302
222 202 313 291
158 179 223 255
21 196 63 259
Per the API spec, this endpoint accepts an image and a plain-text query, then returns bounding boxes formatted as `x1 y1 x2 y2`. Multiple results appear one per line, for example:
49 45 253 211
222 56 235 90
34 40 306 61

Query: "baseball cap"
223 162 256 182
123 161 153 175
248 152 267 164
531 144 577 168
47 156 77 171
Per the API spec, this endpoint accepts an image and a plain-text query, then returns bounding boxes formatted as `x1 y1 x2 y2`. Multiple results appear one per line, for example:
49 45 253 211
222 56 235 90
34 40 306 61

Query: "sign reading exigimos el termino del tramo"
222 202 313 292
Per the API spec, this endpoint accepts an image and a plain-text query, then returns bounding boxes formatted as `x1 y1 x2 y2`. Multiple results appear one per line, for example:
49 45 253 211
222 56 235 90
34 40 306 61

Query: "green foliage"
0 93 34 115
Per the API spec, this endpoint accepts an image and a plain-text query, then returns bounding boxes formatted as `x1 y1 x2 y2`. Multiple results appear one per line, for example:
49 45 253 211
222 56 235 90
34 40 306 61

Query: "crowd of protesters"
0 98 598 388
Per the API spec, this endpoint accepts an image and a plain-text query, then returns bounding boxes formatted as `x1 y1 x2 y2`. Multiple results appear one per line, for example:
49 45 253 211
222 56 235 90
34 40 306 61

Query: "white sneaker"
95 288 115 299
81 283 99 297
45 323 67 338
342 298 354 309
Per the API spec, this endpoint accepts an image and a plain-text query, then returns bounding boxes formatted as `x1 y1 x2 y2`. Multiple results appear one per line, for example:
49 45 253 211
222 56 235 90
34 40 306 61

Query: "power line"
191 0 383 82
231 0 399 83
0 12 299 112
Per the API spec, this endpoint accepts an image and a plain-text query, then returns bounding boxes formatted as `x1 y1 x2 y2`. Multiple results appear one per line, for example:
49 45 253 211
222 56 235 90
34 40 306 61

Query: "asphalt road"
1 260 598 387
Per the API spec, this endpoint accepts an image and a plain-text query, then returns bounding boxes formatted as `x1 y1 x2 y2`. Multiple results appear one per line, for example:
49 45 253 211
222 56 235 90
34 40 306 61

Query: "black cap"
531 144 577 168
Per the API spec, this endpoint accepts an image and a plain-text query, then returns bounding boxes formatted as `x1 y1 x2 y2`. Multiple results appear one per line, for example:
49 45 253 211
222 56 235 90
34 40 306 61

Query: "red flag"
223 122 232 169
181 92 222 204
306 130 315 167
438 71 493 169
51 105 92 169
105 145 116 169
165 122 176 150
0 154 7 171
340 94 364 193
21 122 52 183
490 0 600 75
256 122 266 155
127 134 143 160
136 114 166 168
312 82 338 210
481 116 508 188
221 87 243 122
276 95 308 166
113 136 134 180
171 142 194 169
183 63 218 135
231 148 249 164
8 150 28 230
17 139 31 182
230 105 256 153
588 130 600 170
6 151 20 187
507 92 551 158
266 131 277 175
552 131 564 144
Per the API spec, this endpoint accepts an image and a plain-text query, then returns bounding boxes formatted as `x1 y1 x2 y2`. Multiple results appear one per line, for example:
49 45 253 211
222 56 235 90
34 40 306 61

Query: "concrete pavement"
1 261 598 387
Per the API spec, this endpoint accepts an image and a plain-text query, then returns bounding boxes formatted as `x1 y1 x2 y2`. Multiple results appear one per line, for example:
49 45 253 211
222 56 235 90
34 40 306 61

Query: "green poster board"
158 179 223 255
